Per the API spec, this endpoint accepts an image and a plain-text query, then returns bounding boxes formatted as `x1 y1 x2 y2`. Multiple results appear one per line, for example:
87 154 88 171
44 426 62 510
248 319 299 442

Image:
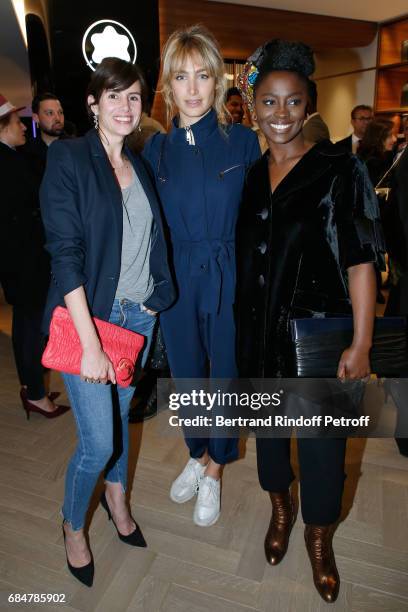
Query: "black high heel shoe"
62 524 94 587
100 492 147 547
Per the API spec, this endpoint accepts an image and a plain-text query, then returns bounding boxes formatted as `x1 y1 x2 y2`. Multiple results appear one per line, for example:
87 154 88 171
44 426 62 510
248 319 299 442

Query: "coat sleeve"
40 141 87 297
337 156 386 271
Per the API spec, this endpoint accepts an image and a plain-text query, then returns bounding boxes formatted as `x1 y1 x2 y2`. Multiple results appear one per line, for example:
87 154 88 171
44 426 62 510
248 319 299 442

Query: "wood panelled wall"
151 0 377 125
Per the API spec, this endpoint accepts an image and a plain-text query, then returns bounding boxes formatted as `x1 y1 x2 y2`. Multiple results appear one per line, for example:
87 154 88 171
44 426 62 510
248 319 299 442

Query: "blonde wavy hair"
160 24 227 126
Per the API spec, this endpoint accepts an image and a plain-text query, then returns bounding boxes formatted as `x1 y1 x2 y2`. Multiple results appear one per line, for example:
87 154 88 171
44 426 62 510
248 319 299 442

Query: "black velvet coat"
235 140 384 377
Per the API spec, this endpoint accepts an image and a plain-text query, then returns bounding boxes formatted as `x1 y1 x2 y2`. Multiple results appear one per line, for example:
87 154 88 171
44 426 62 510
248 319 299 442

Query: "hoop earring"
93 114 99 130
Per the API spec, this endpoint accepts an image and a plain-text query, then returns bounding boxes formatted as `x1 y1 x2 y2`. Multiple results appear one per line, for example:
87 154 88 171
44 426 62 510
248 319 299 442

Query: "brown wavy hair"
86 57 147 120
359 119 394 161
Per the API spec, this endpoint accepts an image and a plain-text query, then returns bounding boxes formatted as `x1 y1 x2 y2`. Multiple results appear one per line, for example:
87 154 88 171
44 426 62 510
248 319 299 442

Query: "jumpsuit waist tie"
171 238 235 314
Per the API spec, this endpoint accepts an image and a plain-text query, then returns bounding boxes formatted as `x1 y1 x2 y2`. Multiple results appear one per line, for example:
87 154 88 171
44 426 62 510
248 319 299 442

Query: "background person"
236 39 383 603
40 58 175 587
336 104 373 153
225 86 244 123
143 25 260 528
382 145 408 458
0 93 69 419
358 119 397 303
302 79 330 143
127 96 166 156
398 115 408 151
358 118 397 188
21 93 66 180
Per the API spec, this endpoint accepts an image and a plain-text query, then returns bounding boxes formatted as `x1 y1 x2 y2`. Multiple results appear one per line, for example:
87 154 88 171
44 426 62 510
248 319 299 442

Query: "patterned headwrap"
237 44 266 112
238 40 315 112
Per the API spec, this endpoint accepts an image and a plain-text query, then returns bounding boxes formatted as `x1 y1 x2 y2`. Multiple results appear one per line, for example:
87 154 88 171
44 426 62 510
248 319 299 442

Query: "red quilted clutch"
42 306 145 387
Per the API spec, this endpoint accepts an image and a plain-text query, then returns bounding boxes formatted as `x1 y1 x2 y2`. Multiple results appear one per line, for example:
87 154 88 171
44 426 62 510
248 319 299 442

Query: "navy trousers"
256 436 347 525
161 267 238 465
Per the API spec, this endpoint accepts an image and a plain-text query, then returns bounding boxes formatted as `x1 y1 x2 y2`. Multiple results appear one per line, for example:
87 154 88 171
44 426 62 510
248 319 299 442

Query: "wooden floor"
0 300 407 612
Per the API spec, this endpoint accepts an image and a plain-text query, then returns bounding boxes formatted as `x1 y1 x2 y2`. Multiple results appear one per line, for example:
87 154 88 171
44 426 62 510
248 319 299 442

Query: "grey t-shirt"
115 168 154 303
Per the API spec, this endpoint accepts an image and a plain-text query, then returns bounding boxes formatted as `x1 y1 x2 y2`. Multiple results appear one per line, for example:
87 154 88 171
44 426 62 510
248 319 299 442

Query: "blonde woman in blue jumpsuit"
144 25 260 526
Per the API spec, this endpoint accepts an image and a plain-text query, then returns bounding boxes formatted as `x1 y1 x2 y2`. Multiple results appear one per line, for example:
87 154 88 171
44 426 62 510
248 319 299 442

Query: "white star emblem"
82 19 137 71
91 25 130 63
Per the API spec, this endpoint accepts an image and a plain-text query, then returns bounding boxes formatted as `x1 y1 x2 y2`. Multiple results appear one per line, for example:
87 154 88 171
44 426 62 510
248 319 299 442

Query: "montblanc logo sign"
82 19 137 71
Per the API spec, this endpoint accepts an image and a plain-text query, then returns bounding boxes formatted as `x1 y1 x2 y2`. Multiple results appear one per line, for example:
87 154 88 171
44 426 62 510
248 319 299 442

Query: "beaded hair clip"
237 44 266 112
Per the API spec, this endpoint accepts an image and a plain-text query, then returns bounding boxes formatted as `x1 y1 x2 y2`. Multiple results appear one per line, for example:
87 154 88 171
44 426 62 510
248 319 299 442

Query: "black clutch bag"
291 316 408 377
147 323 169 371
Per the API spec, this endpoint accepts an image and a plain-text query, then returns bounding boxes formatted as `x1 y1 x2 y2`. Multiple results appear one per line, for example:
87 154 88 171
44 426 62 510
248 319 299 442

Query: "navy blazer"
40 129 175 333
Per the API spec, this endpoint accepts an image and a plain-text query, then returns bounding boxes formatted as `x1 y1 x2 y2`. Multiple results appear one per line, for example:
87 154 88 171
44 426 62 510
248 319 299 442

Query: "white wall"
314 36 378 142
0 0 51 114
0 1 31 111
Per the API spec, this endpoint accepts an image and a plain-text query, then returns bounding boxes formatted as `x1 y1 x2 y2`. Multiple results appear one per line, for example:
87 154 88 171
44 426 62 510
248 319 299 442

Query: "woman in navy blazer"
40 58 175 587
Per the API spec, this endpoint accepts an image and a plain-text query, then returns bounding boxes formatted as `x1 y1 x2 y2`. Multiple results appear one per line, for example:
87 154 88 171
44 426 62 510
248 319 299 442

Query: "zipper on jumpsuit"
184 124 211 243
185 125 195 146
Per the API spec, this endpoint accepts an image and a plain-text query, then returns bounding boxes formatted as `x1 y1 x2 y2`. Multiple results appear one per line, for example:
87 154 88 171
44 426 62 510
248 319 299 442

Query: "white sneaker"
193 476 221 527
170 458 206 503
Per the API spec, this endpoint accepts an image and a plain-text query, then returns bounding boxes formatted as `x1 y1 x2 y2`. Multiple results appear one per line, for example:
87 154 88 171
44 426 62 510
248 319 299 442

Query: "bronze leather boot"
304 524 340 603
264 492 295 565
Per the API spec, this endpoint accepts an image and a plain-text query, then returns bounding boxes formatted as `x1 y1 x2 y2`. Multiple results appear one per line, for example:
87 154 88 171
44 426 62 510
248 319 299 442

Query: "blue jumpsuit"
143 109 260 463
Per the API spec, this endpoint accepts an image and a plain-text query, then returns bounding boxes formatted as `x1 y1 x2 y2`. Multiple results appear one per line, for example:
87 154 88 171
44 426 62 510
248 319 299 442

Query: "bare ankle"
197 452 209 466
204 459 223 480
28 397 55 412
104 483 126 508
63 522 83 538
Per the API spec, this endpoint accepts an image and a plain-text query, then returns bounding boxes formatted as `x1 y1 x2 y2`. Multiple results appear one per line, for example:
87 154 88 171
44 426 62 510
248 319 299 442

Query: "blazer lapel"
85 130 123 261
271 143 335 202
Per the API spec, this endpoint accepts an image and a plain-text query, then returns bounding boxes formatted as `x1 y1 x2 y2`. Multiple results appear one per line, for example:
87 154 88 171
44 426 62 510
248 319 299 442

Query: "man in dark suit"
302 80 330 143
336 104 373 153
20 93 66 180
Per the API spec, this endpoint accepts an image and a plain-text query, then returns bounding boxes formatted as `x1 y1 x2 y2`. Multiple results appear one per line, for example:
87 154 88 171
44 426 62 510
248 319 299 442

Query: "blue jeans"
62 299 156 530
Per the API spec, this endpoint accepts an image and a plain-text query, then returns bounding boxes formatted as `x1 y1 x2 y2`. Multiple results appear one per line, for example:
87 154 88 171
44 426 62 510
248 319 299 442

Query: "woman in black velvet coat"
235 40 384 603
